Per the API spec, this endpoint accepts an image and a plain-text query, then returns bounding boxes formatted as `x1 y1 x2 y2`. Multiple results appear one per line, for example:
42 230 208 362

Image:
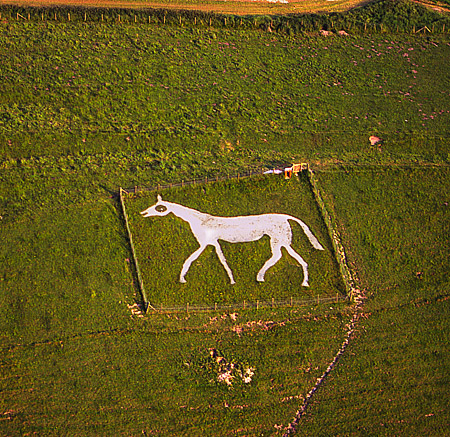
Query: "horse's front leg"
213 242 235 285
180 245 207 283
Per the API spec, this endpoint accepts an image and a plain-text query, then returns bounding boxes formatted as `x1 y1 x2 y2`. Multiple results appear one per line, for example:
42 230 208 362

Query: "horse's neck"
168 202 210 225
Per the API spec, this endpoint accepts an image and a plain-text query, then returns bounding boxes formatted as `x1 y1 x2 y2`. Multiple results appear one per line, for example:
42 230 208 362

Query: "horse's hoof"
302 281 309 287
257 276 265 282
180 278 187 284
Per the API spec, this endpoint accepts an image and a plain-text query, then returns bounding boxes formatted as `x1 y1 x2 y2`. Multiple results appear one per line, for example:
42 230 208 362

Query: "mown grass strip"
308 167 361 302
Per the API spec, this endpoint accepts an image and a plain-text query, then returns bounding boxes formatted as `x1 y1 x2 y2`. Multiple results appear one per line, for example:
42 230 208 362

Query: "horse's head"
141 195 171 217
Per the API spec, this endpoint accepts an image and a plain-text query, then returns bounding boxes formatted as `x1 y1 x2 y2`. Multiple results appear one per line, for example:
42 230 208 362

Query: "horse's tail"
289 217 325 250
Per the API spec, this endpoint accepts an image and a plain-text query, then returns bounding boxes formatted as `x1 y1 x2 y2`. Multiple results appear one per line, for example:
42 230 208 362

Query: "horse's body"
141 195 324 286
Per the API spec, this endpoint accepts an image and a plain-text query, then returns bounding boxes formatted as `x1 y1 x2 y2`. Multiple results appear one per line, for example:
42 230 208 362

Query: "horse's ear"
157 194 162 202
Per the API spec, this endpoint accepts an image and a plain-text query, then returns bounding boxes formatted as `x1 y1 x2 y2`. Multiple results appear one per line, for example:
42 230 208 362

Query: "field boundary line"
2 4 450 33
141 295 349 314
11 292 447 353
283 291 450 433
283 295 364 435
119 187 153 311
121 168 265 195
307 168 361 303
313 161 450 172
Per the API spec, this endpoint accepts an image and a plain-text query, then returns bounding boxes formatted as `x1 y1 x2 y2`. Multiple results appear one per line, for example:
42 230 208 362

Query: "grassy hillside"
1 3 449 434
1 18 450 164
298 167 450 435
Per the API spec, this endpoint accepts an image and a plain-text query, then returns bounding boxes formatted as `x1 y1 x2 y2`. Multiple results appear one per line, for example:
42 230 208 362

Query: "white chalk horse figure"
141 195 324 286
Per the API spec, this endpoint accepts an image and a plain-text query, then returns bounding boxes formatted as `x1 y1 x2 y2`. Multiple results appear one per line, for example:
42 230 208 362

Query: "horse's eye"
155 205 167 213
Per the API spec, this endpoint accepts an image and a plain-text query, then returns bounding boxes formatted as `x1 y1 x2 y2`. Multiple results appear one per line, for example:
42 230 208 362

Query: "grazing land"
300 167 450 435
1 0 449 434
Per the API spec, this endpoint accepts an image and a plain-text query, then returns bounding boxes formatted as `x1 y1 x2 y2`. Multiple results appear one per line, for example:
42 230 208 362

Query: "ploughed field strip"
0 0 376 16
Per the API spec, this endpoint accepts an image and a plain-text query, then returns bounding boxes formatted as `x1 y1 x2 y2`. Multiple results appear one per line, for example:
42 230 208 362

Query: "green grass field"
1 1 449 434
1 16 450 164
298 167 450 435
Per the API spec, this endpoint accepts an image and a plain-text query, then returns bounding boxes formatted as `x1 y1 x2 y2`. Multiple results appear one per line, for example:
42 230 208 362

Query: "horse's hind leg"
256 242 283 282
285 245 309 287
214 242 235 284
180 245 207 283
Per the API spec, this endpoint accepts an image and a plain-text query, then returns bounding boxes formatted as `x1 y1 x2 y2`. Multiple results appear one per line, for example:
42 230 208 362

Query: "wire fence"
121 168 269 196
119 165 361 313
147 294 349 314
2 5 450 35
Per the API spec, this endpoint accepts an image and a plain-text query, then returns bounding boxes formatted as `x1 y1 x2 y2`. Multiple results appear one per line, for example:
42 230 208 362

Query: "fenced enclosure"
119 169 358 313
